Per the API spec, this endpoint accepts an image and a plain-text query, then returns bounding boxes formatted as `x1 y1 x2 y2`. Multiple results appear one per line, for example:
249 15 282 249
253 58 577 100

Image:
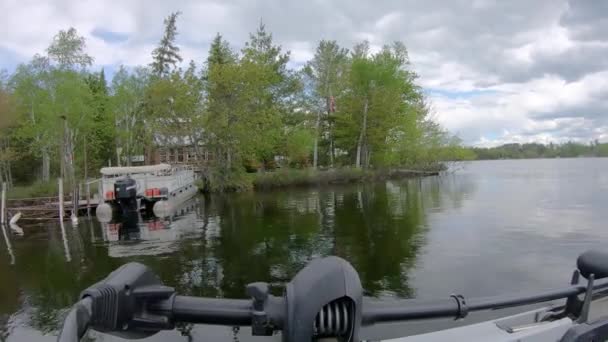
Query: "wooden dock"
6 198 100 221
2 178 102 222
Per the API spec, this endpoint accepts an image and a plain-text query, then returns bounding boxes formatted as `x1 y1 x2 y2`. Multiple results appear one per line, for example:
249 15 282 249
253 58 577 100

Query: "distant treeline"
471 142 608 160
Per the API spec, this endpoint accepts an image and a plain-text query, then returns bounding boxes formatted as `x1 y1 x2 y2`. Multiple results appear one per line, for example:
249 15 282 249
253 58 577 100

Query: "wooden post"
84 138 88 183
72 184 79 218
86 181 91 217
60 117 66 180
58 178 64 221
1 182 6 225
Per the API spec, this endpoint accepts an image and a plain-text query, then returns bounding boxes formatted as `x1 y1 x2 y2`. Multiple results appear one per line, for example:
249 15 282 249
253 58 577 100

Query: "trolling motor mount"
80 262 176 339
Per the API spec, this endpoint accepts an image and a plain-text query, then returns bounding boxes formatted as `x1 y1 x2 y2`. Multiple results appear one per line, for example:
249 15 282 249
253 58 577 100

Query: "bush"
198 170 254 193
252 168 371 190
199 165 443 193
7 181 59 199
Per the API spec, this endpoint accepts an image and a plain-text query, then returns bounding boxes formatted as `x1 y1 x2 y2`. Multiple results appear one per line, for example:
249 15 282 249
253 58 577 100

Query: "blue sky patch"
0 47 23 73
425 88 497 99
91 27 129 43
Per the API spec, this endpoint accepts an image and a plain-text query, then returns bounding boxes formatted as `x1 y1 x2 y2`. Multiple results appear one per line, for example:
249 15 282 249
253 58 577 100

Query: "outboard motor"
114 177 137 214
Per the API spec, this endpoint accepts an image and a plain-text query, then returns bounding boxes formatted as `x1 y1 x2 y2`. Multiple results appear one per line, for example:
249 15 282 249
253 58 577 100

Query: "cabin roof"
100 164 172 176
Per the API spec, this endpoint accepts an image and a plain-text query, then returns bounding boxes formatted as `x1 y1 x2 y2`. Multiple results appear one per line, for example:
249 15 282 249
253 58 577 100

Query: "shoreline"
198 166 443 193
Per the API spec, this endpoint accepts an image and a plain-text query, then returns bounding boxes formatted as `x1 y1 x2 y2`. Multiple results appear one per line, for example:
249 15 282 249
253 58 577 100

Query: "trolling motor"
58 257 363 342
58 251 608 342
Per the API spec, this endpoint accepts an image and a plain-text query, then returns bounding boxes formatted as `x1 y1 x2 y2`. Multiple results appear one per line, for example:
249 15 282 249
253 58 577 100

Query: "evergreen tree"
151 12 183 77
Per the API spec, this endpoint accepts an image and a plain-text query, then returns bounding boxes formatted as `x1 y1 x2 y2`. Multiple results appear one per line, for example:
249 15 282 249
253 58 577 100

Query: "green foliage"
3 17 472 191
334 41 422 168
253 168 368 189
204 22 298 180
148 61 204 154
110 66 150 164
7 181 58 199
206 33 237 67
0 85 14 130
46 27 94 69
85 69 114 172
471 142 608 160
199 169 255 193
284 128 315 167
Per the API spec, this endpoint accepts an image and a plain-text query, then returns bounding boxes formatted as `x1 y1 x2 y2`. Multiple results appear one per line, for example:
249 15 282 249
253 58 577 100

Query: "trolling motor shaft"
58 250 608 342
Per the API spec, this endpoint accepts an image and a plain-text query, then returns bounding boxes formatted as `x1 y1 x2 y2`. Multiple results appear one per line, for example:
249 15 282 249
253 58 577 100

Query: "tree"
151 12 183 77
0 72 15 130
10 56 55 182
44 27 94 190
46 27 93 69
110 66 150 165
148 61 204 164
206 33 237 67
85 68 114 173
335 41 422 168
304 40 349 168
0 74 16 185
204 34 242 176
239 22 298 166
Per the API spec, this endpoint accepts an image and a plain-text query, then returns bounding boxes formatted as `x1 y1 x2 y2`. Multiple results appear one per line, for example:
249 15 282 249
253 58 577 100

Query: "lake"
2 158 608 341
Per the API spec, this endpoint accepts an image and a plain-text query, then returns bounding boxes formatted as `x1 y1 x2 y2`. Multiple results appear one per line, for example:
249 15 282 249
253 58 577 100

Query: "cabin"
144 135 213 167
145 145 214 165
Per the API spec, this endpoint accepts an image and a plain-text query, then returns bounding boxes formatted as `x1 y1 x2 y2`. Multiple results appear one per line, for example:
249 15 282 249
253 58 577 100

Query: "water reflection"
0 176 473 340
1 224 15 265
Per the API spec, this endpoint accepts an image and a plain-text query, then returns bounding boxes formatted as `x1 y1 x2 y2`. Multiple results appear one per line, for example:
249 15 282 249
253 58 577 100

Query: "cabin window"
159 149 167 163
178 147 184 162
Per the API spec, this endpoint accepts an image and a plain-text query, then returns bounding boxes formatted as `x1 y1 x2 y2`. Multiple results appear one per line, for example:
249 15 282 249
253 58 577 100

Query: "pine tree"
151 12 183 77
207 33 236 67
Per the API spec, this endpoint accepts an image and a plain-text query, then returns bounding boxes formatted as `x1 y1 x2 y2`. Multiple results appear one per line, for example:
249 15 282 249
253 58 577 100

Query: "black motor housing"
114 178 137 200
114 178 138 214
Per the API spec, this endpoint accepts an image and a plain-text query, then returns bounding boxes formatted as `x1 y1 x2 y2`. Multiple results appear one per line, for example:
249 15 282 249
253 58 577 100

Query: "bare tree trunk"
355 141 362 169
83 138 88 182
0 163 5 186
6 160 12 188
356 98 368 168
42 147 50 182
313 110 321 169
67 124 75 190
60 118 66 180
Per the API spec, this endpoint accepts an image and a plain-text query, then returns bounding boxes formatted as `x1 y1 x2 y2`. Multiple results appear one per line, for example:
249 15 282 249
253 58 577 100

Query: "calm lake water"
2 158 608 341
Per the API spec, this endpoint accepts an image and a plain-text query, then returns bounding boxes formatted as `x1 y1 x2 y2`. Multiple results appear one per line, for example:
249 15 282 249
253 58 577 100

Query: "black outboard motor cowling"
114 178 137 214
114 178 137 200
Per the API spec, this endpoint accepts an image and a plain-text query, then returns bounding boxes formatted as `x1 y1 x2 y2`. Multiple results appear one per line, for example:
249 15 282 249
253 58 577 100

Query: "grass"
7 181 59 199
252 168 371 190
198 165 443 193
197 171 255 193
5 180 100 199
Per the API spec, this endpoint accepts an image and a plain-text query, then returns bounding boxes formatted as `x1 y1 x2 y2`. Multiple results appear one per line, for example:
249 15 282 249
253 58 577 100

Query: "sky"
1 0 606 147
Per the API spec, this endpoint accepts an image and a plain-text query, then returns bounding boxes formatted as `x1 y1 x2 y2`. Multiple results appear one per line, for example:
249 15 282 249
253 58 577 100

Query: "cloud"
0 0 607 145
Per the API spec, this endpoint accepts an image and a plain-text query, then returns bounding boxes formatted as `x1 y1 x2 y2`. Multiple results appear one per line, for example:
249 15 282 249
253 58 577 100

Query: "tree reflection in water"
0 177 475 338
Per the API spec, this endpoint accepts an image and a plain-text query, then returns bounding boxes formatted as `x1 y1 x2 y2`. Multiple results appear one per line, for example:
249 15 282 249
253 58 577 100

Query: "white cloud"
1 0 607 146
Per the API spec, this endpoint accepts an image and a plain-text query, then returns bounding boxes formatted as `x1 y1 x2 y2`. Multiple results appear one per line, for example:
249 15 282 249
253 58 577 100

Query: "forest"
471 141 608 160
0 12 471 192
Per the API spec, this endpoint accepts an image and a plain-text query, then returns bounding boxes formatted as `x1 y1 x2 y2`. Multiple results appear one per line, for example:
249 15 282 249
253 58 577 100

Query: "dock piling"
86 182 91 217
58 178 64 221
1 182 6 225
